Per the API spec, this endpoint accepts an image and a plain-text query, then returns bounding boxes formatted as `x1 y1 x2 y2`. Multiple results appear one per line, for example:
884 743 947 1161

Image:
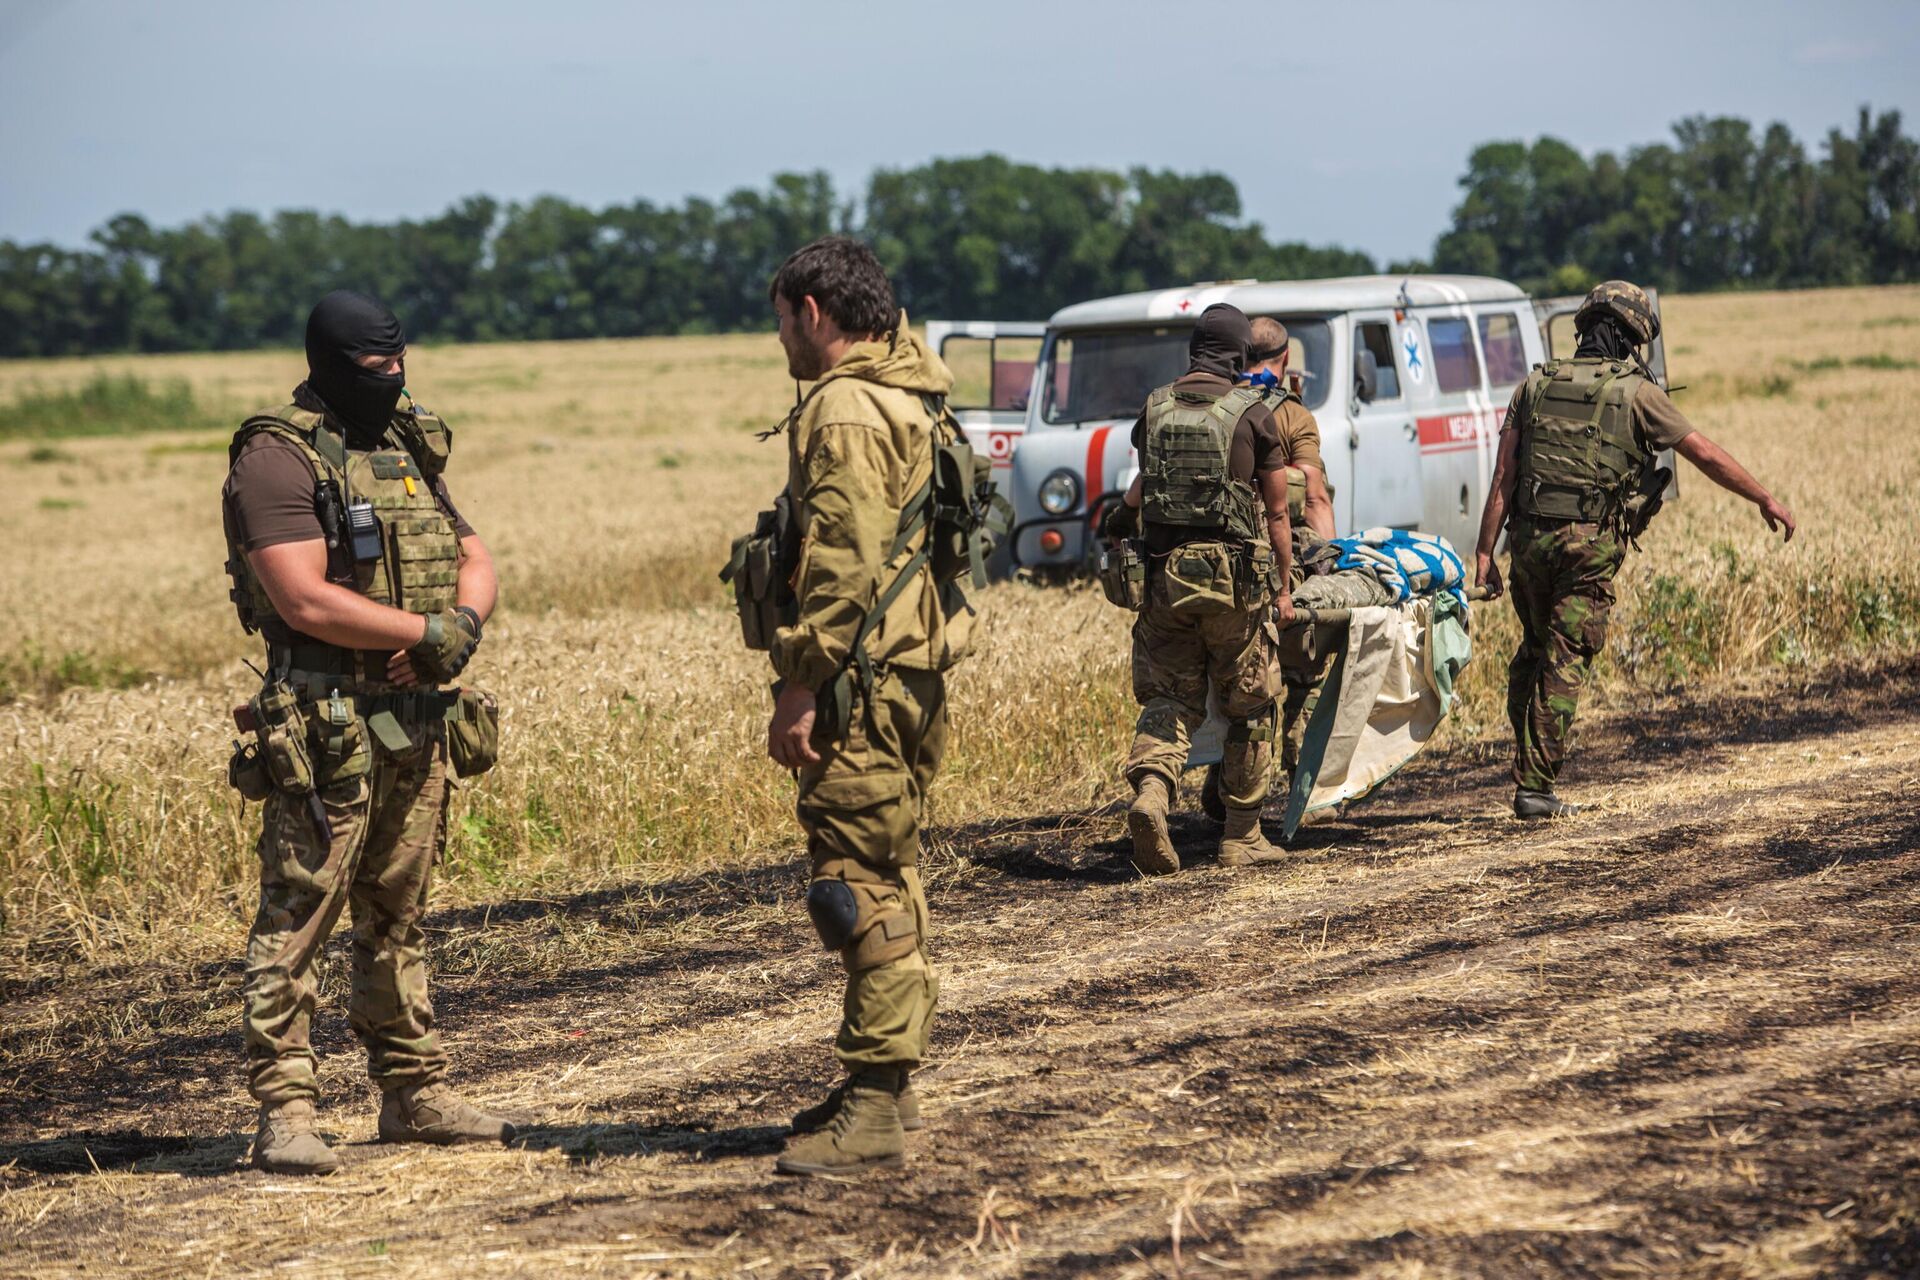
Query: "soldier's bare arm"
1473 426 1523 598
248 538 432 651
1257 467 1296 624
1300 464 1335 540
1671 432 1796 541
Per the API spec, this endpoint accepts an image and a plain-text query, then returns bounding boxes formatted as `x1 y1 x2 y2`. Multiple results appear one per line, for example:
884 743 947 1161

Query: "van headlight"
1038 469 1080 515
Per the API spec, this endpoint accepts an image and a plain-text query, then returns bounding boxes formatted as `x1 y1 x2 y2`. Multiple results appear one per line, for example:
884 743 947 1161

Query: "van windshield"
1041 319 1332 425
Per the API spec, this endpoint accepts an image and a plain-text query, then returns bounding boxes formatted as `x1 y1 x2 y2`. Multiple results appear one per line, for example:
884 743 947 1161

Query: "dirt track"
4 661 1919 1279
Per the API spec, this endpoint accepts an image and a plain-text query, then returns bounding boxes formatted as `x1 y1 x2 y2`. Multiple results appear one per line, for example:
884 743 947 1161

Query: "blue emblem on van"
1402 327 1425 384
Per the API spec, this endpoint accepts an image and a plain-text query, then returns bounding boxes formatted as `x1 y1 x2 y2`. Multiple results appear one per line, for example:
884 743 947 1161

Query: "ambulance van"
929 275 1667 571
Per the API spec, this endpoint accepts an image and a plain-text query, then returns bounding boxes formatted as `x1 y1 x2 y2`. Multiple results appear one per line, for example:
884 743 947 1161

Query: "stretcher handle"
1277 585 1491 629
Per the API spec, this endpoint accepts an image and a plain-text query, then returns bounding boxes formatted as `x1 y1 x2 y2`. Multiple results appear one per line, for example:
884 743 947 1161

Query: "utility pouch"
1163 541 1239 617
446 687 500 778
720 495 799 651
1097 539 1147 611
250 681 315 795
310 691 371 788
1240 539 1273 608
226 739 274 801
1618 462 1672 546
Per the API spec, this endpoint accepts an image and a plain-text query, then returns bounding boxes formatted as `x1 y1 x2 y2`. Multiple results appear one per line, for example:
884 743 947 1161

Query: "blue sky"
3 0 1916 267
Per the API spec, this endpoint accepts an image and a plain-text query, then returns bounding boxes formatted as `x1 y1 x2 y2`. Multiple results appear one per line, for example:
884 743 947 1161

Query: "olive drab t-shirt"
1129 371 1290 555
1501 375 1696 452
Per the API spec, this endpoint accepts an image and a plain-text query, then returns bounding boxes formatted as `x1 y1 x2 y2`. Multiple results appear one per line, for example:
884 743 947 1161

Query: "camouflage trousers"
1126 571 1281 809
1280 569 1394 773
1505 518 1625 793
796 666 945 1073
244 721 449 1103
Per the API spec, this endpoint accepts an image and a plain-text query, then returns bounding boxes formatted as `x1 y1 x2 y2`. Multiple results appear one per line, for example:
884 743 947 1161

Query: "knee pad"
808 876 921 972
806 878 859 951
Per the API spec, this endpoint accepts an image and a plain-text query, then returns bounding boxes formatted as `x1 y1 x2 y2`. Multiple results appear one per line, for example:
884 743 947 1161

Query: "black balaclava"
1188 303 1253 379
305 290 407 442
1575 312 1635 362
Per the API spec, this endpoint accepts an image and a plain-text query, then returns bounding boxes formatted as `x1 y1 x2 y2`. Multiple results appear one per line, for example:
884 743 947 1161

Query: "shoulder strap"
231 409 344 479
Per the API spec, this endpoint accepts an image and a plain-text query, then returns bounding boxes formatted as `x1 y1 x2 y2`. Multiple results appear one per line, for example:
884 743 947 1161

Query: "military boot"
791 1074 922 1134
1514 789 1582 819
775 1068 905 1176
1217 806 1287 867
1126 774 1179 876
378 1082 516 1146
251 1098 340 1176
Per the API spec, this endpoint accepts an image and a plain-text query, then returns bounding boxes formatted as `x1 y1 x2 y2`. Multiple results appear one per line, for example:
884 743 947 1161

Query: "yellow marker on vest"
404 476 417 496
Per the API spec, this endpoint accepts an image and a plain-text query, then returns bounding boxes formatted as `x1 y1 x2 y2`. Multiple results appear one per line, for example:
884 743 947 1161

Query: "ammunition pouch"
446 687 500 778
1162 541 1241 618
720 494 800 651
250 681 316 795
924 416 1012 589
226 739 274 802
1617 461 1672 547
309 690 372 789
1097 539 1147 611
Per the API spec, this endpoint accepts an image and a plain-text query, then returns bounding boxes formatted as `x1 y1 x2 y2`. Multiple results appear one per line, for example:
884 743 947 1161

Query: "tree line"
1 110 1914 358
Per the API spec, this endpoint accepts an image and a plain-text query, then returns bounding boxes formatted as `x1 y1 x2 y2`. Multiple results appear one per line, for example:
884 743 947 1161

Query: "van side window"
1477 313 1529 386
941 335 1043 411
1355 322 1402 399
1428 316 1483 393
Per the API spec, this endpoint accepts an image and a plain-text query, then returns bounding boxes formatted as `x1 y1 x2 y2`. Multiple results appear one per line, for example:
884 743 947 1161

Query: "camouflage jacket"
772 321 974 690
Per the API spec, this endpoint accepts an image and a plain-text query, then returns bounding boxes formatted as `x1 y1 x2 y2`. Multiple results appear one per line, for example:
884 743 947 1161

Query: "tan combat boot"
378 1082 516 1146
775 1068 905 1176
1217 806 1286 867
252 1098 340 1176
1126 774 1180 876
791 1074 923 1133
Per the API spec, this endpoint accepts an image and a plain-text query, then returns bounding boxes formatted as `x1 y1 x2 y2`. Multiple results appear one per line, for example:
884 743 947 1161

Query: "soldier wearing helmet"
1472 280 1796 818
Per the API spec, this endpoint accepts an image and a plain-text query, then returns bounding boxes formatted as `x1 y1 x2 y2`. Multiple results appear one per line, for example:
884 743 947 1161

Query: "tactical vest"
1140 383 1265 545
224 398 461 657
1514 358 1651 525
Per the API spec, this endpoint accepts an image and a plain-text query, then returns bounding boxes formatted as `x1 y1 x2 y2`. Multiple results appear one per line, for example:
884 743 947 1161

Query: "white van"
929 275 1668 570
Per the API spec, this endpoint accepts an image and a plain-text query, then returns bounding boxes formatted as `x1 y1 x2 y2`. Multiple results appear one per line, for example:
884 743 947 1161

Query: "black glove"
1100 502 1138 540
410 609 481 683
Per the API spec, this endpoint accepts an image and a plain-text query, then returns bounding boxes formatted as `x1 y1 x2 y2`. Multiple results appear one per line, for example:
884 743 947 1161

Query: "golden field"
1 284 1918 976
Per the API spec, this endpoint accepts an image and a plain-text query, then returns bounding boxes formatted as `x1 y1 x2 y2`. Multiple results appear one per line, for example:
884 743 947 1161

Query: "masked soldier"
1101 303 1299 873
749 237 978 1176
1474 280 1796 818
221 290 511 1175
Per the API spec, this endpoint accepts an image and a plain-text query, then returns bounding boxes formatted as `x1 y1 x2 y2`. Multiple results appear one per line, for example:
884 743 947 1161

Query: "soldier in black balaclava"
1097 300 1302 875
304 290 409 443
218 291 511 1175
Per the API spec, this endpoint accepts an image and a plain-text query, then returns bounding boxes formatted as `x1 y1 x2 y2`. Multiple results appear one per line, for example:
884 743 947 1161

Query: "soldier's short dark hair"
768 236 898 338
1249 317 1290 363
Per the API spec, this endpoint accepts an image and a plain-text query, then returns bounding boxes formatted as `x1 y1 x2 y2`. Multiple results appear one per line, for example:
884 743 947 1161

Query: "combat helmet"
1575 280 1659 345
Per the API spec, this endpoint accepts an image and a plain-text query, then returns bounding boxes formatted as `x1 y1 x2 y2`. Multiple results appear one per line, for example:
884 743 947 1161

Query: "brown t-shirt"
1270 397 1325 473
1501 374 1695 450
1130 372 1288 553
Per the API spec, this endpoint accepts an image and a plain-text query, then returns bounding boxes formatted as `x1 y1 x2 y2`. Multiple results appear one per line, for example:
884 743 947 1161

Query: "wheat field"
1 285 1917 980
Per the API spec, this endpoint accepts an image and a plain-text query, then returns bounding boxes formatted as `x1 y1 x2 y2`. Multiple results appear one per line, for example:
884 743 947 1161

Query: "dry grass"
1 285 1918 984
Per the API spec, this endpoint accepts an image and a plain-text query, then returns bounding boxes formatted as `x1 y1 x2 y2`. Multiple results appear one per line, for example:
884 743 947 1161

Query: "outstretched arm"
1672 431 1796 541
1300 464 1335 541
1473 427 1523 598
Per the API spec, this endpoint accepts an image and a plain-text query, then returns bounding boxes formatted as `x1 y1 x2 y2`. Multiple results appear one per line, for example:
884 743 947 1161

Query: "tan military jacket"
771 317 974 690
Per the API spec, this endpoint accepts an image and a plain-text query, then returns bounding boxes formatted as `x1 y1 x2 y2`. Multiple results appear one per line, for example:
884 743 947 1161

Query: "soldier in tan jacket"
758 237 972 1175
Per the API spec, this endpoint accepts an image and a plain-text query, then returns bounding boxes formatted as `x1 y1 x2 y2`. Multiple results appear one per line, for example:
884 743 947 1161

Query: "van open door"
1533 289 1668 388
922 320 1047 470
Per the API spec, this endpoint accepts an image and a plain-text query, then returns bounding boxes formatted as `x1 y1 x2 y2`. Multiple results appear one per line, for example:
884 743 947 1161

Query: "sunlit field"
2 285 1918 976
